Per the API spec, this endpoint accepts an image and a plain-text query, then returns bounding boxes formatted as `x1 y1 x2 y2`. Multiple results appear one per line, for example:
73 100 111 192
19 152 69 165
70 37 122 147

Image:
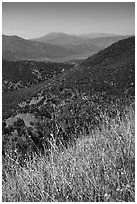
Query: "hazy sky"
2 2 135 39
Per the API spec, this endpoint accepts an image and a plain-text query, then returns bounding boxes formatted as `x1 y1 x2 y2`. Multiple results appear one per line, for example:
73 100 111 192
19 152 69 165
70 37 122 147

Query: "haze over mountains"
31 32 121 45
2 32 130 62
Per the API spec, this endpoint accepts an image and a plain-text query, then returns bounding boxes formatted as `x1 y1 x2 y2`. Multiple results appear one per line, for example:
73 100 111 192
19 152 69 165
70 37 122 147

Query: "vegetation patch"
2 105 135 202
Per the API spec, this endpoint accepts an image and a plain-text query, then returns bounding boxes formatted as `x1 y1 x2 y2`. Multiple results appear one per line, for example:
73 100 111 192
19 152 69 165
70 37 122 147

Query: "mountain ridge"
3 33 130 62
31 32 129 46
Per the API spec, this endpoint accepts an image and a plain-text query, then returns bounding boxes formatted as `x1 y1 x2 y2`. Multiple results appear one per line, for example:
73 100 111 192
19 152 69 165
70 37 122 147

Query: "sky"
2 2 135 39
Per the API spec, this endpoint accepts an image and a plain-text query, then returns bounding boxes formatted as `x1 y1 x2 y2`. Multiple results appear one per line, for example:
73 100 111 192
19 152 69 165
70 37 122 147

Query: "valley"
3 33 129 62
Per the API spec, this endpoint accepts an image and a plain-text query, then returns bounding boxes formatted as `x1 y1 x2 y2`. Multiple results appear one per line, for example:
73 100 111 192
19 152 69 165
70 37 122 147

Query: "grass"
2 105 135 202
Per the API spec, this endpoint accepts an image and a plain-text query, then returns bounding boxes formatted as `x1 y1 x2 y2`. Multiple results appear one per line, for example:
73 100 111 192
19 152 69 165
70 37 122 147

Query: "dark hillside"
57 36 135 96
81 36 135 67
2 59 74 92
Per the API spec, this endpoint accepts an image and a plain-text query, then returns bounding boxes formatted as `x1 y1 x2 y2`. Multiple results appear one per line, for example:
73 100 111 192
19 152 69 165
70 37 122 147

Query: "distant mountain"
83 35 130 48
2 35 78 61
80 33 116 39
32 32 128 47
31 32 83 45
2 34 130 62
31 32 129 60
65 35 129 54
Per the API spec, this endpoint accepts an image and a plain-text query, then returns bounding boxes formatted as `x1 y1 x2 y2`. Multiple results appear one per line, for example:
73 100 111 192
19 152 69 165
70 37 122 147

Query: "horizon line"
2 32 134 40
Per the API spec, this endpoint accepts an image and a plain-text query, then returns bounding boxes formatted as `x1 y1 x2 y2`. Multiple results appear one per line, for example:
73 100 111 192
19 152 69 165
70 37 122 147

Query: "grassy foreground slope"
2 105 135 202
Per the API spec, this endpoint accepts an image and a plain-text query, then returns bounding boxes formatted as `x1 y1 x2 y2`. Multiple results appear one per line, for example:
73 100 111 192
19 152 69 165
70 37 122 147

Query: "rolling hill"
32 32 128 46
31 32 129 61
3 33 129 62
2 35 78 61
31 32 83 45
